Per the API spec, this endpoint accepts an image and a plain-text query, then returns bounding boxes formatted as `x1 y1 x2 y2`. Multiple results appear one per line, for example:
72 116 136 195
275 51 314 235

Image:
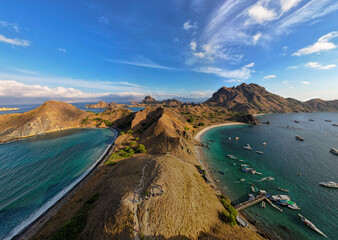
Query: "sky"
0 0 337 104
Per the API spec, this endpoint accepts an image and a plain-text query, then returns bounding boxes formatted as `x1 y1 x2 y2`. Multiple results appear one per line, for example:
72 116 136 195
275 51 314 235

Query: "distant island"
0 107 19 111
2 83 338 239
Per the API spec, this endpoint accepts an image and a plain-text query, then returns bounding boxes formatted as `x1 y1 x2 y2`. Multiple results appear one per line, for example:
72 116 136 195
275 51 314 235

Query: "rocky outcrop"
85 101 127 109
141 96 159 104
234 114 260 125
0 101 89 143
205 83 338 113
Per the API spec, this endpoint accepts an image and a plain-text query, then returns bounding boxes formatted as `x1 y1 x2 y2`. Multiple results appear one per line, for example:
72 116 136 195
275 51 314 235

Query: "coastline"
194 122 263 234
10 128 118 240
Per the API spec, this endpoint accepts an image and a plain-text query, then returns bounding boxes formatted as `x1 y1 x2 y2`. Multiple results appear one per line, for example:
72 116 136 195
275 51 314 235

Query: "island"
1 83 337 239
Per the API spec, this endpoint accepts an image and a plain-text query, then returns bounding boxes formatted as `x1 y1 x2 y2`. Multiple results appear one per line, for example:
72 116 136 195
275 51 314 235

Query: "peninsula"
2 83 337 239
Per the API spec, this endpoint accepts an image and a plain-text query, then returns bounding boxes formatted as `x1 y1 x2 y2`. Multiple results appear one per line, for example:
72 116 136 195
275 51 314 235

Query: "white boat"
330 148 338 155
288 203 300 210
240 164 250 167
261 201 266 208
251 185 256 193
256 150 264 155
262 142 267 146
229 137 231 141
240 178 245 182
319 181 338 188
269 195 290 201
243 144 253 150
298 214 328 238
233 163 236 166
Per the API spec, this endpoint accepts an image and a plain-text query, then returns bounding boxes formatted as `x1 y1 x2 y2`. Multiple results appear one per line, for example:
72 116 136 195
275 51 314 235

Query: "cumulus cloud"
248 3 277 24
0 34 31 46
263 75 276 79
292 31 338 56
183 20 196 30
196 62 255 80
305 62 336 70
301 81 310 84
253 32 262 44
190 41 197 51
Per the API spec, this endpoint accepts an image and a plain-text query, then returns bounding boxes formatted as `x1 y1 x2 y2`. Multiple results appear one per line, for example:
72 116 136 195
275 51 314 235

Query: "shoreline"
10 128 118 240
194 122 263 235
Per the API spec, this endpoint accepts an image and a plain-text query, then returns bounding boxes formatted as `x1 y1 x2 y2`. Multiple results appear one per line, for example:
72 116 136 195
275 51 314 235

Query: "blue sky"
0 0 337 103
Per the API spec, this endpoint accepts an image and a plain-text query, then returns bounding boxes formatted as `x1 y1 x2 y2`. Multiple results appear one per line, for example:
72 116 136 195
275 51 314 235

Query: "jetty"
235 195 283 212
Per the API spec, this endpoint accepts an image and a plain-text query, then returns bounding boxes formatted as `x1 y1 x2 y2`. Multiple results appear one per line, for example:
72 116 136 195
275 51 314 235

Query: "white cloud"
287 65 299 69
193 52 205 58
196 62 255 80
0 34 31 47
183 21 196 30
226 79 242 83
280 0 303 13
301 81 310 84
58 48 67 53
248 3 277 24
305 62 336 70
0 20 20 32
190 41 197 51
106 55 174 70
253 32 262 44
263 75 276 79
293 31 338 56
12 68 38 75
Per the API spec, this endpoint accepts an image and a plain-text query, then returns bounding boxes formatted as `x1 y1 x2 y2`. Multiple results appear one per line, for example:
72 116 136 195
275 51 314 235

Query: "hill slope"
205 83 338 113
0 101 89 143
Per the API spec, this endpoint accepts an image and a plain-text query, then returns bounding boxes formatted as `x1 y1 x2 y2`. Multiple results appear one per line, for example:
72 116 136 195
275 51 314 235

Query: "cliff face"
0 101 89 143
205 83 338 113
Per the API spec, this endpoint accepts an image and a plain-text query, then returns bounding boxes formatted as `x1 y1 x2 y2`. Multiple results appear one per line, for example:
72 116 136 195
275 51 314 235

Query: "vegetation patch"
218 194 238 226
52 193 99 240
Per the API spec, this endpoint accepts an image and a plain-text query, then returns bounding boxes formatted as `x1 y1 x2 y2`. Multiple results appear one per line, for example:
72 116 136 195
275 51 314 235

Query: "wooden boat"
277 187 289 193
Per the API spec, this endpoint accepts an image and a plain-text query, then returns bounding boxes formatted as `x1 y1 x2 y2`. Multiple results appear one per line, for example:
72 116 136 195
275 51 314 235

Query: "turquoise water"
201 112 338 240
0 128 116 239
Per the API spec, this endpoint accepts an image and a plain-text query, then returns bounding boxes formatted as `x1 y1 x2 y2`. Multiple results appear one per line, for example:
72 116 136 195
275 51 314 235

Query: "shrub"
103 120 112 126
127 130 133 134
135 137 139 141
93 117 102 122
129 141 136 146
81 118 89 124
135 144 147 153
184 126 190 131
104 154 117 166
198 122 205 126
120 131 125 135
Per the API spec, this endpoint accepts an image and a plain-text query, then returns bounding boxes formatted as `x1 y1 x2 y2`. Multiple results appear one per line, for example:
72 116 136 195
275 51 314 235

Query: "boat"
295 136 304 141
269 195 290 202
229 137 231 141
241 167 252 173
233 163 236 166
324 120 331 122
218 171 225 175
256 150 264 155
267 177 274 180
261 201 266 208
277 187 289 193
309 119 314 121
262 142 267 146
243 144 253 150
238 159 244 162
297 172 301 176
332 123 338 127
276 200 289 206
298 214 328 238
330 148 338 155
294 120 300 123
227 154 238 160
319 181 338 188
240 164 250 167
235 137 239 140
248 194 255 200
251 185 256 193
288 203 300 210
240 178 245 182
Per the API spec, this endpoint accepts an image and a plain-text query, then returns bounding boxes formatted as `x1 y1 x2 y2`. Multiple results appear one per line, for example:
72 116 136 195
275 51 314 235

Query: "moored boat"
251 185 256 193
324 120 331 122
256 150 264 155
240 178 245 182
277 187 289 192
295 136 304 141
294 120 300 123
261 201 266 208
332 123 338 127
288 203 300 210
330 148 338 155
262 142 267 146
319 181 338 188
243 144 253 150
298 214 328 238
309 119 314 121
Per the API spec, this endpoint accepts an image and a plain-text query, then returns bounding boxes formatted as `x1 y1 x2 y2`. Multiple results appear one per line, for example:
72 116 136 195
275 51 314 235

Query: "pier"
235 195 283 212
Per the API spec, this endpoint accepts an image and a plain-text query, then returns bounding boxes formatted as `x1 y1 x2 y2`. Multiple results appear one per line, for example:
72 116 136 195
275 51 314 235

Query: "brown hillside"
0 101 88 143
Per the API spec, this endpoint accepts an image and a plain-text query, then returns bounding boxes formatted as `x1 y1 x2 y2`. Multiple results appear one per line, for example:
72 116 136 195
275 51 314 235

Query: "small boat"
309 119 314 121
319 181 338 188
229 137 231 141
261 201 266 208
269 194 290 202
240 164 250 167
294 120 300 123
248 194 255 200
295 136 304 141
227 154 238 160
256 150 264 155
215 180 220 182
297 172 301 176
267 176 274 180
288 203 300 210
262 142 267 146
298 214 328 238
233 163 236 166
240 178 245 182
238 159 244 162
235 137 239 140
276 200 289 206
277 187 289 193
251 185 256 193
332 123 338 127
324 120 331 122
243 144 253 150
330 148 338 155
218 171 225 175
242 167 252 173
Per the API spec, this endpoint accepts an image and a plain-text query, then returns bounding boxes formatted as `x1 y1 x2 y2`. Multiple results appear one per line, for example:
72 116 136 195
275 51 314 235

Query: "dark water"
0 102 144 115
201 112 338 240
0 128 117 239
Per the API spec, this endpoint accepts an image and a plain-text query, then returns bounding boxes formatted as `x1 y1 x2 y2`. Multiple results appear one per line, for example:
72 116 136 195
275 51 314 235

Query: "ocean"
0 128 117 239
0 102 144 115
201 112 338 240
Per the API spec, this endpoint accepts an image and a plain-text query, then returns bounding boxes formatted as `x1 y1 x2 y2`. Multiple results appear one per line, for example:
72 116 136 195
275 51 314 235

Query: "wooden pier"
235 195 283 212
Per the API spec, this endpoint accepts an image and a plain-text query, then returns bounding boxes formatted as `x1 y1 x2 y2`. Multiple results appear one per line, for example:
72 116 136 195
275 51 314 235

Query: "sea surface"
0 102 144 115
201 112 338 240
0 128 117 239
